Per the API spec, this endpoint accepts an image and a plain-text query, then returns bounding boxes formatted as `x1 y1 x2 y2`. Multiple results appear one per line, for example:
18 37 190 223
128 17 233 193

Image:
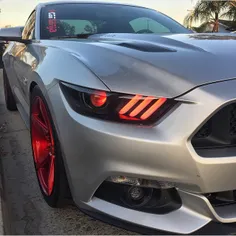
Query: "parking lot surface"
0 70 133 235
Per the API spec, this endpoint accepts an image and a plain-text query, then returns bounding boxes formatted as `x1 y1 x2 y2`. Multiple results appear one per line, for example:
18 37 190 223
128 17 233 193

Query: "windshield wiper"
50 33 97 40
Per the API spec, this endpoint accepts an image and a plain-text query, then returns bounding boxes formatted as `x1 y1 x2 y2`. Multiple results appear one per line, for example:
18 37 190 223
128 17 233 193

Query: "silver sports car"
2 1 236 234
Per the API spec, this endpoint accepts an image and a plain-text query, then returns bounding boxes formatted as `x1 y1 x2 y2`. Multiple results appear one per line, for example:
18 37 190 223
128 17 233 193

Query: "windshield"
40 3 190 39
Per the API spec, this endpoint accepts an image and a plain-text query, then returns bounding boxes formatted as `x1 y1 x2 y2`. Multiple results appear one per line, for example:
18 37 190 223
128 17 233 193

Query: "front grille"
194 120 212 139
192 103 236 150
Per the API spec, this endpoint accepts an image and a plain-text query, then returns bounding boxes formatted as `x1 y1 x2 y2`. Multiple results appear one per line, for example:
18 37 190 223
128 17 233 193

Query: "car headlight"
60 82 178 125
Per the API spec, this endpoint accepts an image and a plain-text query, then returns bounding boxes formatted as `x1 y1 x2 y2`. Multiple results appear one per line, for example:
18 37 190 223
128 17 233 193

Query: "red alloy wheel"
31 96 55 196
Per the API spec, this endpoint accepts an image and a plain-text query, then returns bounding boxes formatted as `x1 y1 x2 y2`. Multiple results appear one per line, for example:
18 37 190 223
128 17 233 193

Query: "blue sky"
0 0 198 27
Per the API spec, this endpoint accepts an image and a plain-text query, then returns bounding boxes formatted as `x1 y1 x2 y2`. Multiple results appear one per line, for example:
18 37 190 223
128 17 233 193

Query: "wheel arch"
27 70 52 106
30 85 72 206
28 79 57 129
28 79 67 172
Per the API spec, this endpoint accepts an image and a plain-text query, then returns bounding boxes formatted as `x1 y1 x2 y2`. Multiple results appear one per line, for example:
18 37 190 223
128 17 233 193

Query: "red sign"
47 10 57 33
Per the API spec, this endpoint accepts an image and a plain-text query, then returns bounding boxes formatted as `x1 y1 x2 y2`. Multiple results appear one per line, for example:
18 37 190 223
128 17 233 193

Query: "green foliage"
184 0 236 32
59 21 75 35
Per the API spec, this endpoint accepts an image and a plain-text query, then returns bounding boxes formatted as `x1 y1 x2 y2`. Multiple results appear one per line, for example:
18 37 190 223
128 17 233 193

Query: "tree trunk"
213 12 219 32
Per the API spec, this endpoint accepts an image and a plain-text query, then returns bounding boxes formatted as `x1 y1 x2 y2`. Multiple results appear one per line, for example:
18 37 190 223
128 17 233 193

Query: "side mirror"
0 26 29 43
0 27 25 69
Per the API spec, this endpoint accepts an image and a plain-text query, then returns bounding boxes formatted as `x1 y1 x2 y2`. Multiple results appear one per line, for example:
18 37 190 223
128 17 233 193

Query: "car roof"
37 1 151 10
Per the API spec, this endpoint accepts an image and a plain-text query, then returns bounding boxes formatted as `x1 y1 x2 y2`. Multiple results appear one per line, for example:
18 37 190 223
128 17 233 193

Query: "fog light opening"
129 186 144 201
95 181 182 214
123 186 154 208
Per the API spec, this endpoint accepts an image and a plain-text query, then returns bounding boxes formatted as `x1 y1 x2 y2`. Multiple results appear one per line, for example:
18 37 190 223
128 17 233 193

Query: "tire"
30 85 71 208
3 68 17 111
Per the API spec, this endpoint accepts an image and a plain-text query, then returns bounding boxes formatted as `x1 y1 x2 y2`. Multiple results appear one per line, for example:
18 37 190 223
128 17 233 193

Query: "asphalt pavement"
0 70 133 235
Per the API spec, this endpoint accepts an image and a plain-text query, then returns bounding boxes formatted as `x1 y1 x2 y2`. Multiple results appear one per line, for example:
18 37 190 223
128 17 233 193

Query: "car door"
12 11 36 110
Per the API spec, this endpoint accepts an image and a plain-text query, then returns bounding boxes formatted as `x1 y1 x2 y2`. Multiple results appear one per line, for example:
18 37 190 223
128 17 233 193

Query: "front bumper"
80 202 236 235
47 79 236 234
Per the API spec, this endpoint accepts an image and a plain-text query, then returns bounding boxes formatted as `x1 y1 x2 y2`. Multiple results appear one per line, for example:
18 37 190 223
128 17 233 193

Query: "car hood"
48 33 236 98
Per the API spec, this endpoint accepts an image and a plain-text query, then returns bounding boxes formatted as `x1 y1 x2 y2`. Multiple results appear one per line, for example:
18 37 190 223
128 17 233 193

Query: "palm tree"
184 0 229 32
222 1 236 21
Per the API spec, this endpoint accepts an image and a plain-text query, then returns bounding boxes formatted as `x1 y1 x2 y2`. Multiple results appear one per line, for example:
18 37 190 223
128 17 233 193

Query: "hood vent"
116 41 176 53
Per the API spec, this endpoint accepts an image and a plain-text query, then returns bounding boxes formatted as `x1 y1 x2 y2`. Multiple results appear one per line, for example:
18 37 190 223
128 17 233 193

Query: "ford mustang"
2 1 236 234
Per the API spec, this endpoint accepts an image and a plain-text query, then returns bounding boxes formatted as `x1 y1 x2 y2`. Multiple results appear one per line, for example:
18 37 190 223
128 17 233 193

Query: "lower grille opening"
192 103 236 154
94 181 182 214
206 190 236 207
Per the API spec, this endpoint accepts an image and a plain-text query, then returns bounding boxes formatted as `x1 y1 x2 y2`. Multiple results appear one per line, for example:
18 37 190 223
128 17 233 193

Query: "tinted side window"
130 17 170 33
22 11 36 40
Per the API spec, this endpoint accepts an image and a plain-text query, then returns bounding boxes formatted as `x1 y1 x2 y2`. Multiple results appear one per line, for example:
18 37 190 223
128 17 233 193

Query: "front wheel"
30 85 71 207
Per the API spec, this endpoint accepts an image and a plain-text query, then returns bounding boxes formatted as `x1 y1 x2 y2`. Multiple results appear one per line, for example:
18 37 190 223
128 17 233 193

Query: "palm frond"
184 0 231 28
222 1 236 20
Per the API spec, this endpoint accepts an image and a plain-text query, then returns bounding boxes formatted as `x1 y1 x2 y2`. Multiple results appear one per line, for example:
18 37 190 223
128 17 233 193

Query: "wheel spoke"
31 96 55 196
32 113 49 135
36 153 50 169
39 99 49 127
